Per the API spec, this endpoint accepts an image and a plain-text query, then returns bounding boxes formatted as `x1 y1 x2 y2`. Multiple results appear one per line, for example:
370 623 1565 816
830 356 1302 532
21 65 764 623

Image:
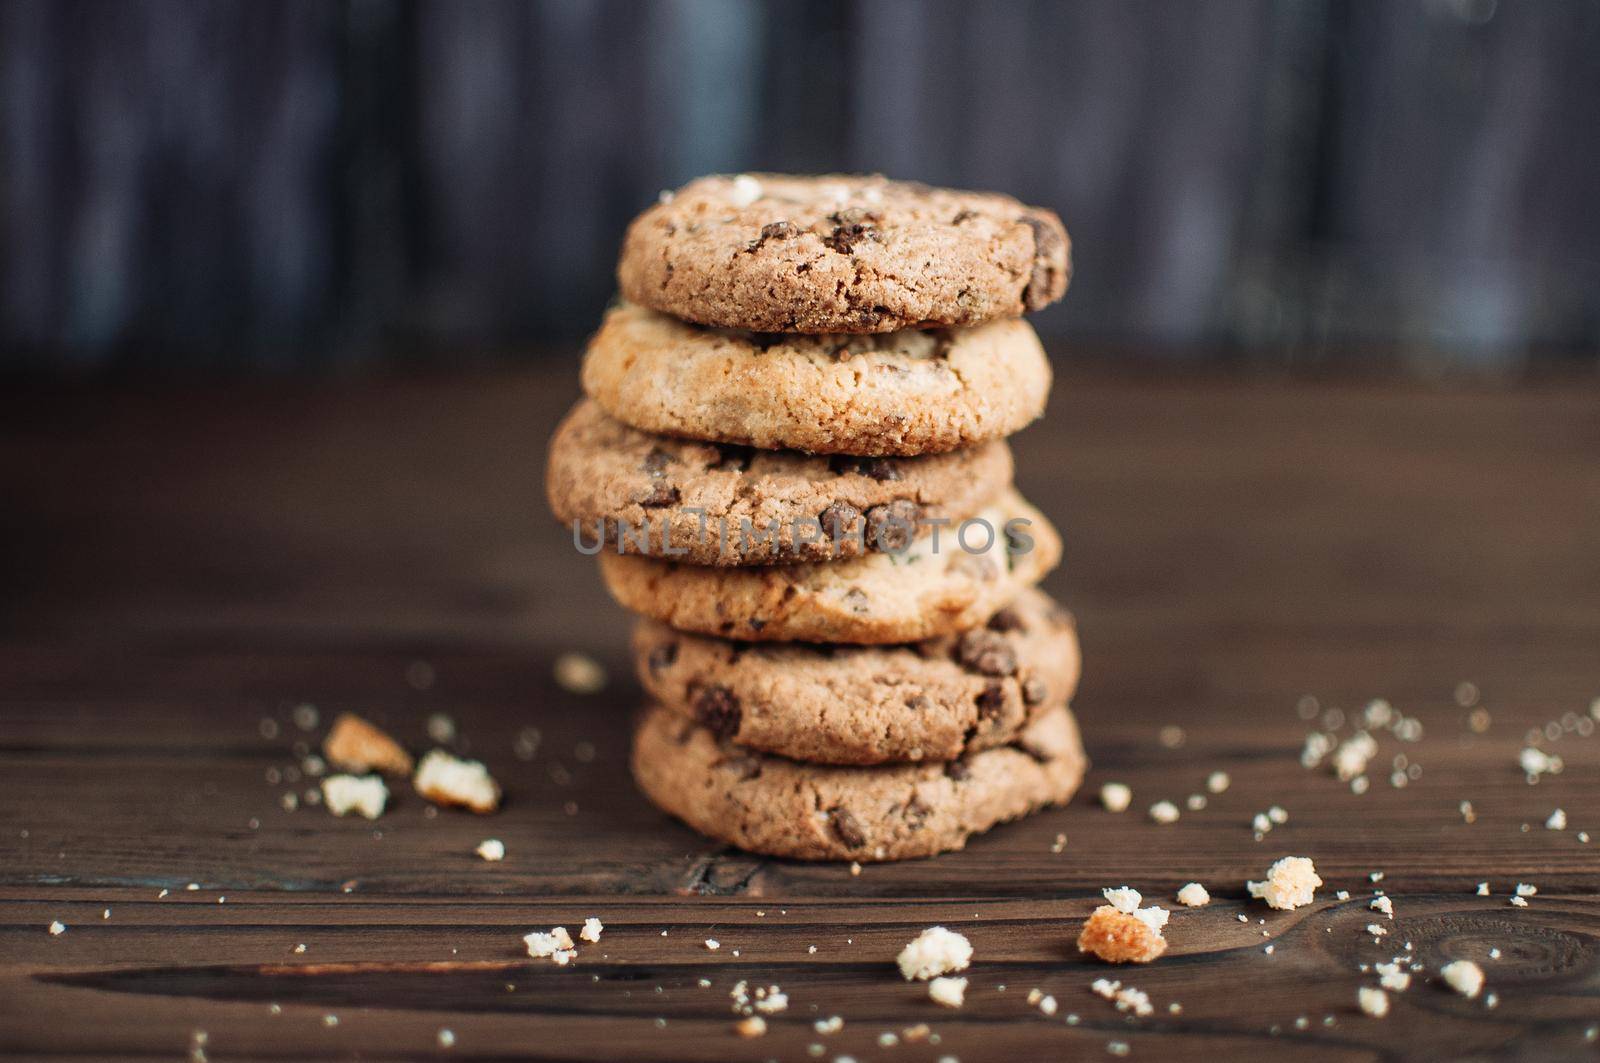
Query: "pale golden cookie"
582 302 1050 456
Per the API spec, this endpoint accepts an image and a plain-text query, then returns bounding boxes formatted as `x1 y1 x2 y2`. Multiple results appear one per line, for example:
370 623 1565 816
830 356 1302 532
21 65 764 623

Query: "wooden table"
2 367 1597 1061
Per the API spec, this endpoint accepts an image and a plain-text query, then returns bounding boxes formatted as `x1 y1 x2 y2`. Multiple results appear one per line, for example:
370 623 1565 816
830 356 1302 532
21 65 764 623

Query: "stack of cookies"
547 174 1087 861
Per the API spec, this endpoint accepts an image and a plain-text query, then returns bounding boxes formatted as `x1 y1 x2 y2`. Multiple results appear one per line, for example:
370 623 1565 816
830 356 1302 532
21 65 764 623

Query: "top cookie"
618 174 1071 333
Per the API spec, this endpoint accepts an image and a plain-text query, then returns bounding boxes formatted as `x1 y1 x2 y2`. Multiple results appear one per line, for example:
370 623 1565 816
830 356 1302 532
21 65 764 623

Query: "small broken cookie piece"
524 926 576 965
1247 856 1322 911
1077 905 1168 964
897 926 973 980
414 749 501 813
323 712 413 776
928 976 968 1008
321 774 388 819
1440 959 1485 999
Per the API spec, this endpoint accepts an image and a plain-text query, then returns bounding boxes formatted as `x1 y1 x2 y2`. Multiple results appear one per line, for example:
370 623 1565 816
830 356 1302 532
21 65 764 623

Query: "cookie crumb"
1441 960 1484 999
1371 895 1393 918
1476 882 1490 896
414 749 501 813
321 774 388 819
580 917 603 943
814 1016 843 1034
1102 887 1141 913
734 1015 766 1038
48 920 65 936
524 927 577 964
554 652 607 695
929 976 967 1008
1176 883 1210 907
437 1029 455 1048
1515 882 1536 897
475 838 505 862
705 938 720 951
1358 987 1388 1017
1376 962 1411 991
323 713 413 776
1247 856 1322 910
1100 783 1132 813
1148 800 1179 824
1546 808 1568 830
1078 906 1167 964
1207 771 1231 793
897 927 973 980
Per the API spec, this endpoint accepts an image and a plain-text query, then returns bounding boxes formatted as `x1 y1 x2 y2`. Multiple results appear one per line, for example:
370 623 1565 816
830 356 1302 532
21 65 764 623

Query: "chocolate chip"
866 499 919 552
842 587 870 613
905 694 932 712
692 685 741 738
830 808 867 849
828 455 902 482
746 219 799 252
818 501 862 540
647 642 678 673
1022 677 1048 705
944 760 971 781
986 607 1024 633
1018 211 1067 311
822 208 879 254
642 447 673 474
951 209 978 224
958 630 1019 677
640 482 680 508
975 682 1006 720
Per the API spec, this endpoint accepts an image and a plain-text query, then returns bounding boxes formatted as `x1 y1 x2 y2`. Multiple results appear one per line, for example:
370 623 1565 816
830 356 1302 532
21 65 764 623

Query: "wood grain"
1 366 1598 1060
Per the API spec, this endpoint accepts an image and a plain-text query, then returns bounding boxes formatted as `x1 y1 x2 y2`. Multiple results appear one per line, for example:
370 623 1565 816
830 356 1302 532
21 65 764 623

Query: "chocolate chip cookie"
634 588 1080 764
598 490 1060 644
630 700 1087 861
618 174 1070 333
581 302 1050 456
547 398 1012 565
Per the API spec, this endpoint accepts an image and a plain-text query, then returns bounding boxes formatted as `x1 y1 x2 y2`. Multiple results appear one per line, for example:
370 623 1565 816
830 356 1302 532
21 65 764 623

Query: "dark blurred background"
3 0 1598 375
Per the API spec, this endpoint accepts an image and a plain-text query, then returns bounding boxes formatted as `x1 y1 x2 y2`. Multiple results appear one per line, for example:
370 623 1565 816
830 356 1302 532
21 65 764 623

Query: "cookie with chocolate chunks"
618 173 1070 333
633 588 1079 764
547 399 1011 565
630 700 1087 861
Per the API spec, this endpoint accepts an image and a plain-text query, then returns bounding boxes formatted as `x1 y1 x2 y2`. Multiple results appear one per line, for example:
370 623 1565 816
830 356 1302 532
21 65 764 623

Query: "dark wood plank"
1 366 1598 1059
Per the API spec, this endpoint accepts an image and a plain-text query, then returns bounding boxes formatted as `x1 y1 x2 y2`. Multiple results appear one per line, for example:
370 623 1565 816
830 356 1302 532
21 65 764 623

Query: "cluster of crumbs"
524 927 577 965
1077 887 1169 964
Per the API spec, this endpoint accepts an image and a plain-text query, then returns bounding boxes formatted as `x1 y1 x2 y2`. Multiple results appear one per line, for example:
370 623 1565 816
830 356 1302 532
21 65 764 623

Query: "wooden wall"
3 0 1597 371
